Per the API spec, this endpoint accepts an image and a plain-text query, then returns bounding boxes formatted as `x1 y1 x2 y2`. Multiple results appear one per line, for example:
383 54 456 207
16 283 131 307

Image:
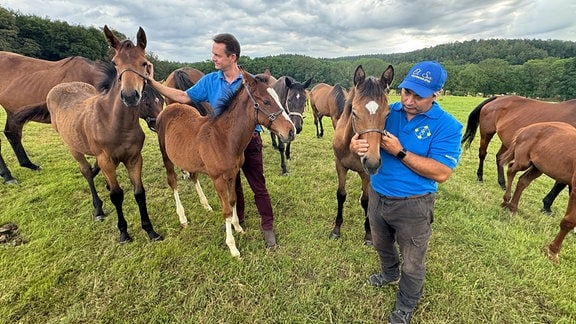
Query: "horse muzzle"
361 155 382 175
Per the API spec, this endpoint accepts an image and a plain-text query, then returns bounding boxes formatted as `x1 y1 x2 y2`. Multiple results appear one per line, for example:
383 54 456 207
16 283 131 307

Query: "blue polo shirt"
185 70 262 132
370 101 463 197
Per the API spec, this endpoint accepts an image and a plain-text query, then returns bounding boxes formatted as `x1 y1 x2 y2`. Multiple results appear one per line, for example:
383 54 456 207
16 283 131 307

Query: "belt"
382 192 431 200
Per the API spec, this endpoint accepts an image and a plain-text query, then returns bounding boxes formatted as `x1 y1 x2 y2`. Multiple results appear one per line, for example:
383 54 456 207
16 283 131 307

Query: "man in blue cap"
350 61 463 323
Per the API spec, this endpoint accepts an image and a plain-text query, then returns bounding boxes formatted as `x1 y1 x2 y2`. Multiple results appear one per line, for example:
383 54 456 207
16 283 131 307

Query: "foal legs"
547 190 576 264
73 152 105 220
502 165 542 213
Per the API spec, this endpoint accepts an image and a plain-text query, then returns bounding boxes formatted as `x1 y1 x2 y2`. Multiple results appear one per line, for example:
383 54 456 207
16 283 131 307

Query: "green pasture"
0 95 574 323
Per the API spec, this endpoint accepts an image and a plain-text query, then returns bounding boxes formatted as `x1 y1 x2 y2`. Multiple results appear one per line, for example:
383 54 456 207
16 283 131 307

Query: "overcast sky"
3 0 576 63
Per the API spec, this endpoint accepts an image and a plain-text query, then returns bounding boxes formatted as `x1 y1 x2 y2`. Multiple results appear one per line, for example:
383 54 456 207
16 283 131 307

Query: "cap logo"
410 68 433 84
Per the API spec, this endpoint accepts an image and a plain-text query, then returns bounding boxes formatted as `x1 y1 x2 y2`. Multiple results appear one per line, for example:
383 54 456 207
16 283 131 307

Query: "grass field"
0 95 575 323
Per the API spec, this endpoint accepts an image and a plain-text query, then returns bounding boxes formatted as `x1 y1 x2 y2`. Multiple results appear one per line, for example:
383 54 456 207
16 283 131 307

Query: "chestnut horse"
0 51 107 183
163 66 213 213
500 122 576 264
155 68 295 257
461 95 576 213
309 82 348 138
46 26 162 243
270 76 312 175
331 65 394 245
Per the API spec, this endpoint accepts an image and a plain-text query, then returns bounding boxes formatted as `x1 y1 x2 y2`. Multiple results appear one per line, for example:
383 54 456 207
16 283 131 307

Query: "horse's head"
104 25 149 107
284 77 312 134
242 69 295 143
349 64 394 175
140 83 165 132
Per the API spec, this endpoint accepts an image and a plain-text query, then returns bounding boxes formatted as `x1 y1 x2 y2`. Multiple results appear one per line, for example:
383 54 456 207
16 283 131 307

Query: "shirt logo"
414 125 431 139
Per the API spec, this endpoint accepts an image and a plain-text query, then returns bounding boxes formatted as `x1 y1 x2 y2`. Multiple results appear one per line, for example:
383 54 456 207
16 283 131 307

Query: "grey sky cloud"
3 0 576 63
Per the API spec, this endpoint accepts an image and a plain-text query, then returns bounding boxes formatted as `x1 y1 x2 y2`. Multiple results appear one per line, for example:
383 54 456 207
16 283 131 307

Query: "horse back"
0 52 104 111
491 96 576 145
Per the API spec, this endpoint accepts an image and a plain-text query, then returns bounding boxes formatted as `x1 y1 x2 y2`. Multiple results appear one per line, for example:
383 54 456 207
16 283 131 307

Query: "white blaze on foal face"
365 100 379 115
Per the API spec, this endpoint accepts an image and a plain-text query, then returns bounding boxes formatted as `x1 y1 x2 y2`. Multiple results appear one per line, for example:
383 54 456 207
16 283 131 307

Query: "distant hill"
331 39 576 65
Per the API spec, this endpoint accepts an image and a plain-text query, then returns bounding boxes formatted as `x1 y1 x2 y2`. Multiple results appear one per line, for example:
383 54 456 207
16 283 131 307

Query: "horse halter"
117 65 149 83
284 99 304 122
244 82 284 129
351 113 389 136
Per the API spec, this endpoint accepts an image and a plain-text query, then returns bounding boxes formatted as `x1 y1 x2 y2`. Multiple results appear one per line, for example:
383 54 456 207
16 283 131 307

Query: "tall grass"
0 95 574 323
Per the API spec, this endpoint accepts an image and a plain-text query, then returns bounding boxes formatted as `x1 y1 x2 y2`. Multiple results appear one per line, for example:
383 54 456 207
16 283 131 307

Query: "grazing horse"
309 82 348 138
500 122 576 264
461 95 576 213
0 51 108 183
155 68 295 258
46 26 162 243
270 76 312 175
331 65 394 245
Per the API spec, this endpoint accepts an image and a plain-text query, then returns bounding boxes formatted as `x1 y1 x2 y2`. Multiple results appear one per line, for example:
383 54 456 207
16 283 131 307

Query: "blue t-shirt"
185 70 262 132
370 101 463 197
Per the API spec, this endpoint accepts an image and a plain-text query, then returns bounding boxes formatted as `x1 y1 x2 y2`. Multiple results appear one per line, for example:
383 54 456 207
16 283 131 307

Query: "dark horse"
500 122 576 264
461 95 576 214
0 51 108 183
331 65 394 245
45 26 162 243
309 82 348 138
270 76 312 175
155 68 295 257
164 67 210 116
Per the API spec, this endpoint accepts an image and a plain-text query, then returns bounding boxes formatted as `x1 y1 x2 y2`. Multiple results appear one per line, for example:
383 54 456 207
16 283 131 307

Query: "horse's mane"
334 84 346 117
210 83 244 121
96 61 117 93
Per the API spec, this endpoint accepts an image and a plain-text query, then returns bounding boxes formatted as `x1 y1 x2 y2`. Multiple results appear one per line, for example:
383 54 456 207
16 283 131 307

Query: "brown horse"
46 26 162 243
500 122 576 264
331 64 394 245
309 82 348 138
255 68 277 86
155 68 295 257
461 95 575 213
0 51 108 183
270 75 312 175
163 66 213 213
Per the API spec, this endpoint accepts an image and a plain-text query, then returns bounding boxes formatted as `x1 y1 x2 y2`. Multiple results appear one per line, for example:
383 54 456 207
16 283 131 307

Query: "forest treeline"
2 6 576 100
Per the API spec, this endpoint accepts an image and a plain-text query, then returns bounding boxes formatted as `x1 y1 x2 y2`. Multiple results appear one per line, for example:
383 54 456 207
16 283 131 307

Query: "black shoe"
388 309 413 324
367 273 400 287
262 230 276 249
220 220 245 232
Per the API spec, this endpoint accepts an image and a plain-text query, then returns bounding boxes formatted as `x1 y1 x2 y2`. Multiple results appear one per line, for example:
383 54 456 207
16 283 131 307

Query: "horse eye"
263 99 270 105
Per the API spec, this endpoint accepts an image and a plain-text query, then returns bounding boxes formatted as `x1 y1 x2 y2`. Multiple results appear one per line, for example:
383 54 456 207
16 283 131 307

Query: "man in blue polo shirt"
146 33 277 249
350 61 463 324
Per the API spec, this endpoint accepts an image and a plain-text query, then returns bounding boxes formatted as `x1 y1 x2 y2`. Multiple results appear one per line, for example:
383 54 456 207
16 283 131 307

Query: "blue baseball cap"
398 61 447 98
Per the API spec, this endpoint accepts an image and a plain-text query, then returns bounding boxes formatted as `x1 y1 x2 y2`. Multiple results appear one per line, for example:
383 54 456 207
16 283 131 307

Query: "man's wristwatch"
396 148 407 160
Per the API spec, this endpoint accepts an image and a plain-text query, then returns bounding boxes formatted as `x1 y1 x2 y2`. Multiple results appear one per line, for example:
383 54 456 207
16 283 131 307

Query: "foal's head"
283 76 312 134
242 69 296 143
104 25 149 107
348 64 394 175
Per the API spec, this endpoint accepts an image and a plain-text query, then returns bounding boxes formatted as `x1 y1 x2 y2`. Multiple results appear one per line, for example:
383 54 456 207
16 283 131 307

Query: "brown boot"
262 230 276 249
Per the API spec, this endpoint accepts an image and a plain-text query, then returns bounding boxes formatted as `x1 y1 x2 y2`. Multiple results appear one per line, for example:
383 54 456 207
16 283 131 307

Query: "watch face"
397 149 406 159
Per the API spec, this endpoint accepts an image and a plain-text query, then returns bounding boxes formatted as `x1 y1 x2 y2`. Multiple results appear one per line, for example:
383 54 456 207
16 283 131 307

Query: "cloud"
3 0 576 63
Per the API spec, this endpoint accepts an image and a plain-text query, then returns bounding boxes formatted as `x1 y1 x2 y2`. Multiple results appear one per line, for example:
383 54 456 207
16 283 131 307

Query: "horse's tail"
11 102 51 125
333 84 346 119
461 96 499 149
499 139 516 167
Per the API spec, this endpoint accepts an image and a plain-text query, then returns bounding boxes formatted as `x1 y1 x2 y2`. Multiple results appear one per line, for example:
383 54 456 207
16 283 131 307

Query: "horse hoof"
119 234 132 244
94 215 105 222
4 179 18 185
540 208 554 216
330 232 340 240
150 234 164 242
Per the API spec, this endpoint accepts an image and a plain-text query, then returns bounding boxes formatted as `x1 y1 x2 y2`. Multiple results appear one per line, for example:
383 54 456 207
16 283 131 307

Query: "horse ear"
353 65 365 86
380 65 394 88
284 77 293 88
103 25 120 50
304 77 313 88
137 27 147 50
